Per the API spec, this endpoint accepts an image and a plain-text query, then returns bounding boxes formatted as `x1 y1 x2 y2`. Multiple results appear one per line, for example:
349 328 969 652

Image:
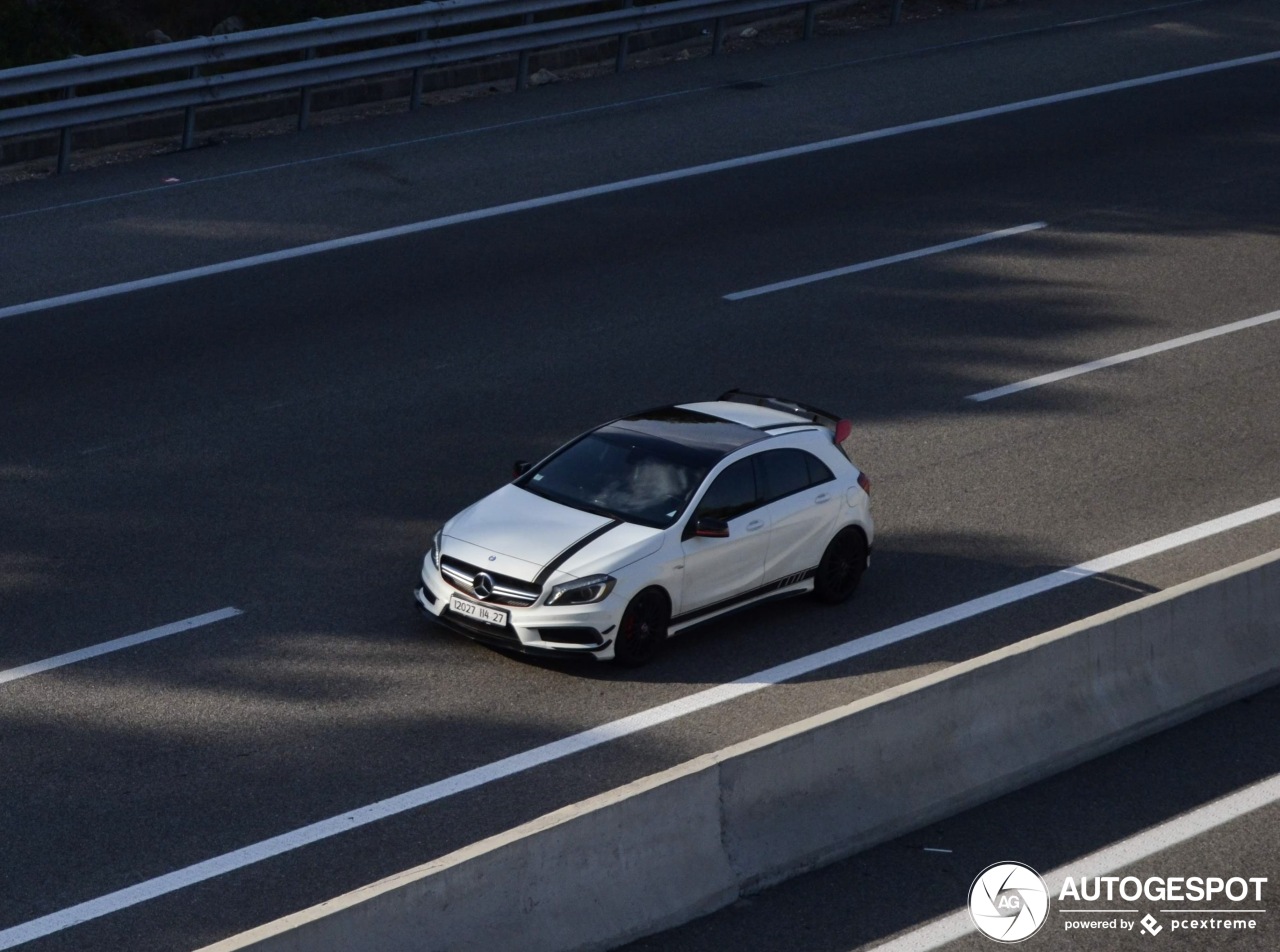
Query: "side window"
805 451 835 487
694 458 759 522
757 449 829 502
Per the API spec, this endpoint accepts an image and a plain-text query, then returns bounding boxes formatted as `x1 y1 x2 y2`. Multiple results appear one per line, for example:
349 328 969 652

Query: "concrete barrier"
204 763 738 952
200 550 1280 952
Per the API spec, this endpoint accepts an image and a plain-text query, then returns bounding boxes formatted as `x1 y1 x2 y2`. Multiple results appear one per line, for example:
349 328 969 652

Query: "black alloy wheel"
813 527 867 604
613 588 670 666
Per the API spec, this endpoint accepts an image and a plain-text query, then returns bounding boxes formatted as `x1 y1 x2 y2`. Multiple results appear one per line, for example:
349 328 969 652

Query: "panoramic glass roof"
607 406 767 459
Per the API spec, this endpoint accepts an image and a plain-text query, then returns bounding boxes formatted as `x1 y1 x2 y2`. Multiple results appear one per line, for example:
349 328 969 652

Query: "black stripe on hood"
534 519 622 587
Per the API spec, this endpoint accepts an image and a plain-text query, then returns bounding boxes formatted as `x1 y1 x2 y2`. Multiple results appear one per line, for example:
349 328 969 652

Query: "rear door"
677 457 769 618
756 448 838 583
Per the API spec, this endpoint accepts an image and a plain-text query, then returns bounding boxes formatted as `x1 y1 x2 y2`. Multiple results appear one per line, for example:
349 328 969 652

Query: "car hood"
442 485 662 583
556 521 664 580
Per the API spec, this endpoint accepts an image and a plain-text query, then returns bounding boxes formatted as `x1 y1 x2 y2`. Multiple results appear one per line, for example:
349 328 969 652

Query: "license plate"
449 594 509 627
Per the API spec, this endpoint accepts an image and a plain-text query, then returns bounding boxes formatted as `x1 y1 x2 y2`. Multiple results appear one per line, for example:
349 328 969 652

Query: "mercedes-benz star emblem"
472 572 495 600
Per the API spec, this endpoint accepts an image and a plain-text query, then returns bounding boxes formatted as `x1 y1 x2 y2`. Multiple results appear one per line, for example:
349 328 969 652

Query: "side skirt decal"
671 567 817 626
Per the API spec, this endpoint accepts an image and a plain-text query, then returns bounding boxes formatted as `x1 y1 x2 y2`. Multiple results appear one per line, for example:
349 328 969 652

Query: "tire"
612 587 670 666
813 527 867 605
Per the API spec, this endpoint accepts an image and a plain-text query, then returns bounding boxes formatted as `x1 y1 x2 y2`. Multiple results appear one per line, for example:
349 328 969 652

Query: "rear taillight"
834 419 853 444
857 472 872 496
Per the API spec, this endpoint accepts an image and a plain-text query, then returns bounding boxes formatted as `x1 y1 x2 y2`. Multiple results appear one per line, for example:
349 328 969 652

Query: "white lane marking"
866 770 1280 952
967 308 1280 402
4 50 1279 322
723 223 1046 301
0 608 243 686
3 499 1279 948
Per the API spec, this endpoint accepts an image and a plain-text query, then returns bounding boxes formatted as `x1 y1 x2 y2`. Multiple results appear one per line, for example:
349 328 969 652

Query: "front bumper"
414 562 617 659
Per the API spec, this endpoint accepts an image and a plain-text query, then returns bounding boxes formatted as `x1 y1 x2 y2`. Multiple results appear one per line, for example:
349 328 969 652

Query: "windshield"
519 429 713 528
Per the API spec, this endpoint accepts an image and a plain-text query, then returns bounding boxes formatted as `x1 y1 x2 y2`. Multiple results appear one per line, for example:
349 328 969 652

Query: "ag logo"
969 862 1049 943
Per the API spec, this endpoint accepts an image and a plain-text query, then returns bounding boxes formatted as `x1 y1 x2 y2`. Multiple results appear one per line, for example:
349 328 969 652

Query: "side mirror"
512 459 531 478
694 517 730 538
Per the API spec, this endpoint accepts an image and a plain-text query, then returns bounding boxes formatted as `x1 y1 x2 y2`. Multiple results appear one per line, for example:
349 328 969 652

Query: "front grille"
440 556 541 606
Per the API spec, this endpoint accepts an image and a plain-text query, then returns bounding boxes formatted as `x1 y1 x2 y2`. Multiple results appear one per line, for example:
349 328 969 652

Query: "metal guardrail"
0 0 953 173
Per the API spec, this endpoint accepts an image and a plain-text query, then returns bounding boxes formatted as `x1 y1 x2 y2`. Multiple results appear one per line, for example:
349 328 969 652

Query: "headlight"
545 574 616 606
431 529 443 571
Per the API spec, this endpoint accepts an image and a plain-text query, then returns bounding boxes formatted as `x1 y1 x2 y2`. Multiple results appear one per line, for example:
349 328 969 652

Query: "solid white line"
3 50 1279 322
967 308 1280 401
866 770 1280 952
2 498 1278 948
723 223 1047 300
0 608 242 686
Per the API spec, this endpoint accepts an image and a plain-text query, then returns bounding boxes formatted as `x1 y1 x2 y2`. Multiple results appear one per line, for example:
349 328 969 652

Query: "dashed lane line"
722 223 1046 300
0 608 243 686
967 308 1280 402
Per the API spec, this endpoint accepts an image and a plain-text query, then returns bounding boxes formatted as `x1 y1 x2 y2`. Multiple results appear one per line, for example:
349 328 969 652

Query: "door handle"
814 493 831 504
746 520 764 531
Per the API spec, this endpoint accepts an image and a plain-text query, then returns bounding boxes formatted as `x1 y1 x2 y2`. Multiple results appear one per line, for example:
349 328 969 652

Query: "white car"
415 391 874 665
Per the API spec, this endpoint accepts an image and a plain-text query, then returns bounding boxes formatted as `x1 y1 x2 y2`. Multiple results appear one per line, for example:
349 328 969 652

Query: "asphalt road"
1 1 1278 950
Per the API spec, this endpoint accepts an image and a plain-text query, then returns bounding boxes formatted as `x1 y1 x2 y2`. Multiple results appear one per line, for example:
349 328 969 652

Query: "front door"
678 457 769 617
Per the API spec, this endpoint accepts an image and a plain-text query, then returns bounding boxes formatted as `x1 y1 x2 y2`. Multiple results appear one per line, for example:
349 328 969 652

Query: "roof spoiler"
718 389 855 456
717 389 843 432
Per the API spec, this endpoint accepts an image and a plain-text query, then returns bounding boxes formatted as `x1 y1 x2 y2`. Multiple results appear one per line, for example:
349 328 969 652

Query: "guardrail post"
56 107 73 175
299 18 321 129
299 46 317 128
615 0 633 72
410 28 428 110
56 54 82 175
182 51 202 149
712 17 725 54
515 13 534 90
802 3 816 39
890 0 903 25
